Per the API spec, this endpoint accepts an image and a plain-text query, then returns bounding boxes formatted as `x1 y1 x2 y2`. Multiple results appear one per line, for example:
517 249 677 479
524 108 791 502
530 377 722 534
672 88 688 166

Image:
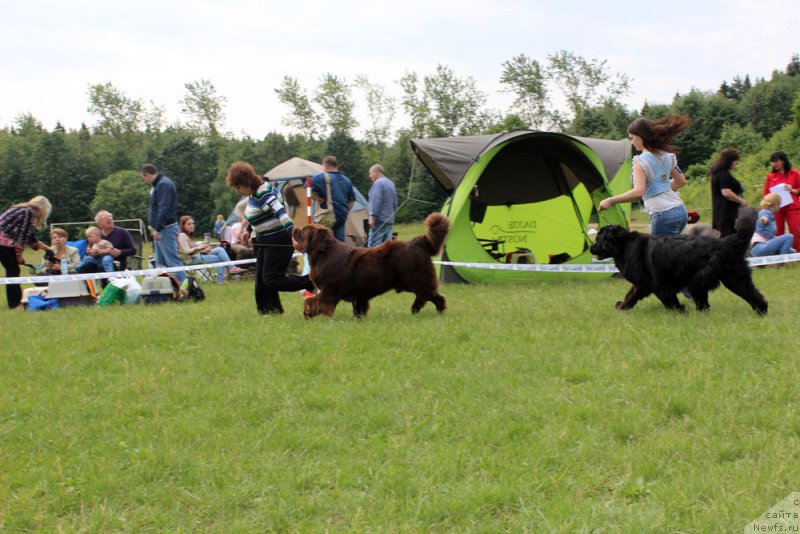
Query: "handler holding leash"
598 115 690 236
225 161 314 315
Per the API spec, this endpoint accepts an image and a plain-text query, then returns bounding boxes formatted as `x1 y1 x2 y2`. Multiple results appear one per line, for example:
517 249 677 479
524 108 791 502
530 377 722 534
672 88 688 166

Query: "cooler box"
141 276 176 304
45 280 97 307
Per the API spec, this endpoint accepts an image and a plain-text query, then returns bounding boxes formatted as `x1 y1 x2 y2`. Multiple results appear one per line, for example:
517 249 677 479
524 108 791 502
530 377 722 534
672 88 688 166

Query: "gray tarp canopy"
410 130 631 193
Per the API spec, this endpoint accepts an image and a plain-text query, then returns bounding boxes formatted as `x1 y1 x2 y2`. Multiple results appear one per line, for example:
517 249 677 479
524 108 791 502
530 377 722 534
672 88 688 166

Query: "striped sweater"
245 181 294 238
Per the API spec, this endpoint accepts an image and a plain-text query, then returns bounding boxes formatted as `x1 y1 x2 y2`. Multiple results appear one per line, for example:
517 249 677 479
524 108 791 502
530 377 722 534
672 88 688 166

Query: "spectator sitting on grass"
750 193 797 258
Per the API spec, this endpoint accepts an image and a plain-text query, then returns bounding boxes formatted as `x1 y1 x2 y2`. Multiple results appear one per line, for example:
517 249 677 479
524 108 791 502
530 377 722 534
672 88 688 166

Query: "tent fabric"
411 130 630 192
233 157 369 246
264 157 323 181
411 130 632 283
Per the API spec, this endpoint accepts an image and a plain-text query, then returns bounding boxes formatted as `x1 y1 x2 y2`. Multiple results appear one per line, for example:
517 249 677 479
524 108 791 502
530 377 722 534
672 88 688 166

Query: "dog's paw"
615 301 625 310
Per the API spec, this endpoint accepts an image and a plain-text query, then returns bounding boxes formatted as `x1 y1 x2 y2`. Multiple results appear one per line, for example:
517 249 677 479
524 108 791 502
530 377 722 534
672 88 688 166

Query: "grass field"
2 225 800 532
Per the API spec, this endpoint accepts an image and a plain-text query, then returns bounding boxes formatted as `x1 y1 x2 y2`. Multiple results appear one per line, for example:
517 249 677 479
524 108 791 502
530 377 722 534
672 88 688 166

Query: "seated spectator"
229 216 254 260
76 226 115 273
751 193 796 257
39 227 80 274
178 215 238 284
94 210 137 270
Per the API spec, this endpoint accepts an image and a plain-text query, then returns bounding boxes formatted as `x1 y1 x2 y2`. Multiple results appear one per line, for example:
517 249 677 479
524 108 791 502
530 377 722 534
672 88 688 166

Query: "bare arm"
720 188 746 206
598 162 647 211
669 167 686 190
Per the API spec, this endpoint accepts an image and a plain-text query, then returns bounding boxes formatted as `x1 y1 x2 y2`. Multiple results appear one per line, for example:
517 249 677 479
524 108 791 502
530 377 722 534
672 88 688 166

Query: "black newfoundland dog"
590 207 767 314
292 212 449 318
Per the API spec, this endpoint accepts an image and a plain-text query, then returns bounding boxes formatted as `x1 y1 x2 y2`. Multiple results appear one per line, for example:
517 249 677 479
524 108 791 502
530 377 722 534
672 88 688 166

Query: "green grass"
2 225 800 532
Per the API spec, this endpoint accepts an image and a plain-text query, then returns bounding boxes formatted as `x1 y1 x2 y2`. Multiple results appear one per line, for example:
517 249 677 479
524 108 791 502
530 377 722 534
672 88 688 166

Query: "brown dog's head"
589 225 631 260
293 224 335 256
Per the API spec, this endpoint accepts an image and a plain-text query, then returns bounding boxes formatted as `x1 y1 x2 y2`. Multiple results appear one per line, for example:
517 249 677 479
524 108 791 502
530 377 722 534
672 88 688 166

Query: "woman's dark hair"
770 151 792 171
179 215 195 238
225 161 263 193
627 115 692 153
710 148 740 175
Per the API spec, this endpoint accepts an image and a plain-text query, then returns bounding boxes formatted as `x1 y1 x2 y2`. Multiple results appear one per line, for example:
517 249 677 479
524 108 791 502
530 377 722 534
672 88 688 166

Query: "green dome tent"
410 131 632 282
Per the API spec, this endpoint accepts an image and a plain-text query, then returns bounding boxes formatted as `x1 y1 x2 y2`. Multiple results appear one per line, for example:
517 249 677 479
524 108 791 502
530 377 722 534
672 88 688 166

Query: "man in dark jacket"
140 163 185 282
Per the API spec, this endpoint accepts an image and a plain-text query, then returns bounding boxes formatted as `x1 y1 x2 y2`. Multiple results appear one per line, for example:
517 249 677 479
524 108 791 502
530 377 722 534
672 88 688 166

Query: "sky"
1 0 798 139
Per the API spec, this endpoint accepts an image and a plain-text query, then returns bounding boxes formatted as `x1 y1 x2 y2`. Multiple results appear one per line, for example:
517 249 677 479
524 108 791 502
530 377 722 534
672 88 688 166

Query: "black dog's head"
589 225 631 260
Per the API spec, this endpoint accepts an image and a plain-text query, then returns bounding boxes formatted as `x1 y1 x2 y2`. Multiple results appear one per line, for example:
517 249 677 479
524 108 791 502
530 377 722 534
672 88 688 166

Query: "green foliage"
672 90 744 170
326 131 368 193
400 65 492 137
90 170 149 221
740 72 800 138
714 123 765 155
180 79 227 138
2 266 800 531
569 100 635 139
87 81 144 138
354 75 396 151
499 54 553 129
316 74 358 136
154 132 218 233
274 76 320 139
3 54 800 231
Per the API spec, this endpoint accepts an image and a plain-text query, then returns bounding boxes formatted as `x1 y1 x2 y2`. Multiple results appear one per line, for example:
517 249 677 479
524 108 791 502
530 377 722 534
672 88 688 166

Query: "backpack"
182 274 205 301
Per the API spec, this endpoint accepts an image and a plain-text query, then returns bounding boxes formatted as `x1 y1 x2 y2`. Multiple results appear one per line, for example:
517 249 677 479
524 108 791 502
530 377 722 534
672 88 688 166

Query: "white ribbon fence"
2 253 800 285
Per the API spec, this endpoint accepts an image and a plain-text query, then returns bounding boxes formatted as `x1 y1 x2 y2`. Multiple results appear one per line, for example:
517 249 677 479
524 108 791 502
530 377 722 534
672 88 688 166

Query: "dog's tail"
733 206 758 255
411 212 450 256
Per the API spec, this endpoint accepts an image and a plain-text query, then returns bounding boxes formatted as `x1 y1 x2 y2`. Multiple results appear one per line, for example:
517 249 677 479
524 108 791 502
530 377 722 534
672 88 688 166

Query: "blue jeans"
154 223 185 283
751 234 796 257
190 246 232 283
76 254 115 273
650 204 688 236
332 224 346 242
368 221 393 247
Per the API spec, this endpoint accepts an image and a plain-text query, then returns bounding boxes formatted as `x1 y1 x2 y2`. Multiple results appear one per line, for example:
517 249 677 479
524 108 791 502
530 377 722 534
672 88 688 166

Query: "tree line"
1 52 799 236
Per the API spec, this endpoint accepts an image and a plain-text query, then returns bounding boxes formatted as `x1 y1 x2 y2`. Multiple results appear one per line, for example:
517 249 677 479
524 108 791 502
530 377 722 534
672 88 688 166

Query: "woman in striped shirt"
225 161 313 315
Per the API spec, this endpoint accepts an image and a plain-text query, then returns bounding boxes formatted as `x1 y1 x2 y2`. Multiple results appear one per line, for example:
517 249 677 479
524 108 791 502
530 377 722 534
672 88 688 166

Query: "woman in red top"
763 151 800 252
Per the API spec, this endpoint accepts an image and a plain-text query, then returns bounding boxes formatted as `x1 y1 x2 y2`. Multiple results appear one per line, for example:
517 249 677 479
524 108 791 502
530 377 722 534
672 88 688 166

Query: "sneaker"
229 267 243 274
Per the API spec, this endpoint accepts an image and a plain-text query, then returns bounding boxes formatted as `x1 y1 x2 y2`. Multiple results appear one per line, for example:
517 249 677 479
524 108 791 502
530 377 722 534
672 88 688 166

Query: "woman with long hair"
0 195 51 309
599 115 691 235
225 161 313 315
178 215 235 284
763 151 800 252
710 148 747 237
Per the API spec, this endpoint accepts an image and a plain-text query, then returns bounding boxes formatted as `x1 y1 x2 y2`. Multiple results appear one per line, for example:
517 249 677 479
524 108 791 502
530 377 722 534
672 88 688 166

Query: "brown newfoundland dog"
589 207 767 314
292 212 450 318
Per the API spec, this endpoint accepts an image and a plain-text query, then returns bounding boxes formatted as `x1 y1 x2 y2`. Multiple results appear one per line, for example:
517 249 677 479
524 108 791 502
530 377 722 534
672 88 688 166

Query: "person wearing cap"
140 163 185 283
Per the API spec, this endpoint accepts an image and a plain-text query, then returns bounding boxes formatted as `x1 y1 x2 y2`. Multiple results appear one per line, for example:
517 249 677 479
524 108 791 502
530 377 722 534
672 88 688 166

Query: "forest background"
2 51 800 235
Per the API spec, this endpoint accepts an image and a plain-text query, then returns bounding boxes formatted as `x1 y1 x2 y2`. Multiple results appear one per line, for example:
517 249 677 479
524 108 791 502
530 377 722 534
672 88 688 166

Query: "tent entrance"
467 138 604 263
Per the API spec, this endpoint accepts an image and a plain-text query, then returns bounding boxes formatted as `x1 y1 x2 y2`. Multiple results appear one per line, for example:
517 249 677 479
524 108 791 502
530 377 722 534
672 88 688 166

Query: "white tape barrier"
0 258 254 286
3 252 800 285
435 252 800 273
